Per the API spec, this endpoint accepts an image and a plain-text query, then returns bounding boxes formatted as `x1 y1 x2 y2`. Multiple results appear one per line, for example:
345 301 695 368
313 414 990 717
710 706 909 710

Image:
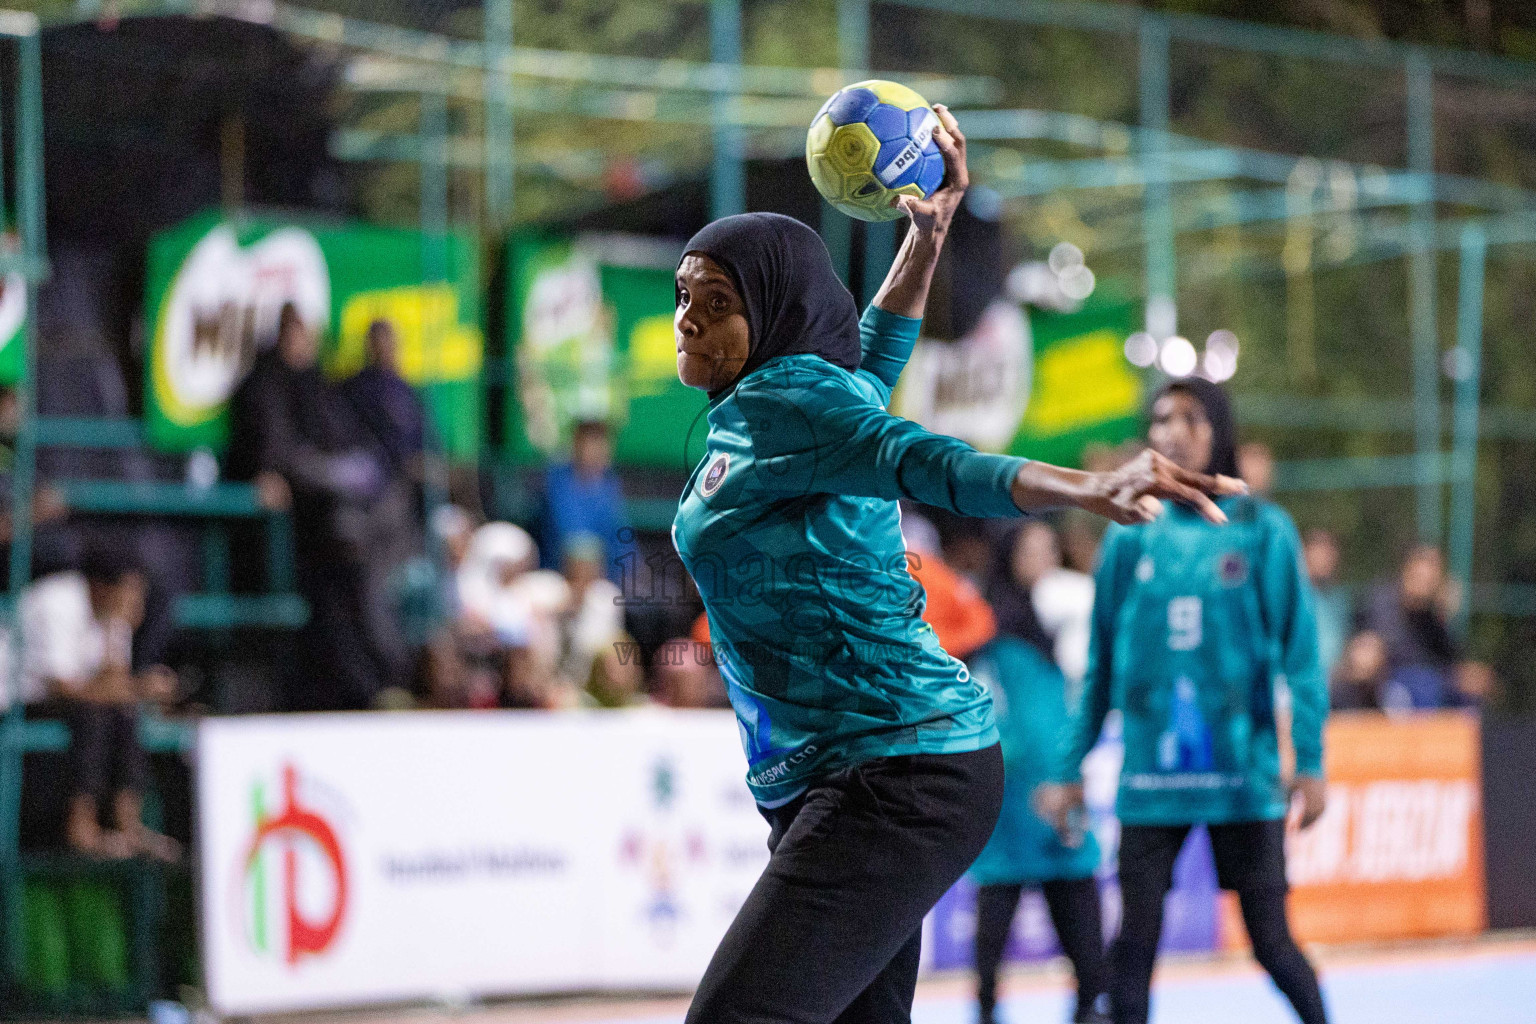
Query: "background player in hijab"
1038 377 1330 1024
671 105 1244 1024
967 547 1110 1024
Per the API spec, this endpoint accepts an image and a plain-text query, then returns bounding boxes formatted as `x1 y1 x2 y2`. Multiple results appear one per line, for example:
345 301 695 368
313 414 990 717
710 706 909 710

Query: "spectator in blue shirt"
538 419 630 582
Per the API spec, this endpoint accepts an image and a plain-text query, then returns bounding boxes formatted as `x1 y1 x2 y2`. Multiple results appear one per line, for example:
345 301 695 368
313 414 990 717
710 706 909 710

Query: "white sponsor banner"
197 711 768 1015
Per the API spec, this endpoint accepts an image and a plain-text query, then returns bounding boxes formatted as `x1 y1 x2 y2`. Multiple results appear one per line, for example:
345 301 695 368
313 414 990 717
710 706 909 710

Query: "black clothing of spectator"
1363 586 1458 673
341 320 427 476
227 313 412 711
227 350 382 503
1360 546 1462 709
343 363 426 474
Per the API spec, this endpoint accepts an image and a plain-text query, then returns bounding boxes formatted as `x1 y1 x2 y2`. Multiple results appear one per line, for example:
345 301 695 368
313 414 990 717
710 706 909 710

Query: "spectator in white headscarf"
454 523 576 709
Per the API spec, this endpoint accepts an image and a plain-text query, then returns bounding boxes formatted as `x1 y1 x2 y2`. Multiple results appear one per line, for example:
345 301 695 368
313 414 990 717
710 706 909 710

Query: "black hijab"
1153 376 1240 479
680 212 862 396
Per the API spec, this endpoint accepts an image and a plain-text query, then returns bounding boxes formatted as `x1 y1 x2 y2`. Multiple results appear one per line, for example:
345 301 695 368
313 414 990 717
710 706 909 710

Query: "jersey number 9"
1167 596 1203 651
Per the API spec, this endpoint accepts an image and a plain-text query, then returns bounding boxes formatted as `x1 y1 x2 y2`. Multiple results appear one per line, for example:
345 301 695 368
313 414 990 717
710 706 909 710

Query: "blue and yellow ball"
806 79 945 222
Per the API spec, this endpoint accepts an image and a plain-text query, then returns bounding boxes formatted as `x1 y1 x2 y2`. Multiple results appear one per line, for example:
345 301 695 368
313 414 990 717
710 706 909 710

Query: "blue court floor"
272 938 1536 1024
929 945 1536 1024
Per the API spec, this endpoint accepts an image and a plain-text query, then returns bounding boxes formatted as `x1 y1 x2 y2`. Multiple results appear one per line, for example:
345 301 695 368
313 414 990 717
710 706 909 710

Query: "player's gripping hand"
1011 450 1246 525
892 104 967 240
1089 449 1247 526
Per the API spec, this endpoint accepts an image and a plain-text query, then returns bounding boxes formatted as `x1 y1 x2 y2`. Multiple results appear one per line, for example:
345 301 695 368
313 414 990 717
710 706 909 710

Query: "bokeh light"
1058 264 1095 301
1048 241 1084 275
1124 331 1158 367
1158 335 1198 377
1204 329 1240 382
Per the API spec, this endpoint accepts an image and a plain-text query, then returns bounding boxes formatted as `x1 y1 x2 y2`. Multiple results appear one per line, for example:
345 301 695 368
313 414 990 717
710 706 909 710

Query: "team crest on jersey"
1218 551 1249 586
700 453 730 497
1136 556 1155 582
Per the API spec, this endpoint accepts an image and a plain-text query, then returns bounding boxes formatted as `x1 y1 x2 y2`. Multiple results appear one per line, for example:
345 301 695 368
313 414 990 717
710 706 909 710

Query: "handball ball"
806 80 946 222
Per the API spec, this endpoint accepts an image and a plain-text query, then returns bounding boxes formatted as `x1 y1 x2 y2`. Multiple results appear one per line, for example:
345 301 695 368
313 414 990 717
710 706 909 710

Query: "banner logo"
152 224 330 427
618 759 707 937
517 246 617 451
238 763 350 966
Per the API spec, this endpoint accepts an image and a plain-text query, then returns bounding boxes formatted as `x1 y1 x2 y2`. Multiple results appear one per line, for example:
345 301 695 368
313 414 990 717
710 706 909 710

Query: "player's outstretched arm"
871 104 967 320
1011 450 1247 526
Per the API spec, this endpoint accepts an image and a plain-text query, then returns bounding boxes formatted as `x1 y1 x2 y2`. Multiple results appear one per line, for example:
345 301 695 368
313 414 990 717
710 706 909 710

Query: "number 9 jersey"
1055 495 1327 825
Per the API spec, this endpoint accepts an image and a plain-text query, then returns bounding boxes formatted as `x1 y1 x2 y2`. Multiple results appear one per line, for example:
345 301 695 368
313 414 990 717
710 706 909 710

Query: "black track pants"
685 745 1005 1024
974 876 1108 1022
1110 821 1328 1024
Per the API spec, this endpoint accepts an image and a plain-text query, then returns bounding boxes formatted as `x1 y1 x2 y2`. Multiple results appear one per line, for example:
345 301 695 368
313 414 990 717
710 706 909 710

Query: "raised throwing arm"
870 104 968 321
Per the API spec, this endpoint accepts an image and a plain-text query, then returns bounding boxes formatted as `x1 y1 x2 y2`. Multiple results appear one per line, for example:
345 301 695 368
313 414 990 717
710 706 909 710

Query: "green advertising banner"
892 296 1142 468
0 235 30 385
144 211 484 459
503 235 704 468
503 232 1141 472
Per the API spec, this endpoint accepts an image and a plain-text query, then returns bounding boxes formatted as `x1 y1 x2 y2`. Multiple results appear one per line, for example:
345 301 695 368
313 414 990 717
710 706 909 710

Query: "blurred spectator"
454 522 578 710
902 514 996 660
1330 630 1389 710
1454 661 1497 707
985 527 1051 653
1238 440 1275 495
403 506 478 709
650 636 727 709
342 318 428 478
942 532 995 589
1304 528 1350 680
538 419 630 582
1362 545 1462 709
1058 515 1102 577
227 303 415 711
455 521 540 706
14 548 178 860
984 521 1094 684
1019 521 1094 684
0 386 78 585
558 532 644 707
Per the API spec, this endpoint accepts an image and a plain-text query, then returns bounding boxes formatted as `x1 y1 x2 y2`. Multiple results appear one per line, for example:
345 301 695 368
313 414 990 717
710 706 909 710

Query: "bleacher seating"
2 416 297 1013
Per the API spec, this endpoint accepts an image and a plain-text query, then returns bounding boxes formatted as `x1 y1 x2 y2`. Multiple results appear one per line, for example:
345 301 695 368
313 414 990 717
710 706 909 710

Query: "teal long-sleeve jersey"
1055 497 1327 825
672 306 1024 807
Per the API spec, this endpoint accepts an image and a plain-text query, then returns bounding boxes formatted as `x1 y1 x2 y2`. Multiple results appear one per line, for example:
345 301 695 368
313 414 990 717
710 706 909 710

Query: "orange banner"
1223 711 1485 947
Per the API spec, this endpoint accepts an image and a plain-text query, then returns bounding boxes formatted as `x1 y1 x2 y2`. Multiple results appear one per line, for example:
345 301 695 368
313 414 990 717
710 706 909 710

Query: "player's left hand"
1290 775 1328 830
892 104 967 239
1089 449 1247 526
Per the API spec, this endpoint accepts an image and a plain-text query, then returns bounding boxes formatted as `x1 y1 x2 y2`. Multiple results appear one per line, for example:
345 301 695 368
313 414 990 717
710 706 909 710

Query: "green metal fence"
60 0 1535 664
0 8 51 1000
